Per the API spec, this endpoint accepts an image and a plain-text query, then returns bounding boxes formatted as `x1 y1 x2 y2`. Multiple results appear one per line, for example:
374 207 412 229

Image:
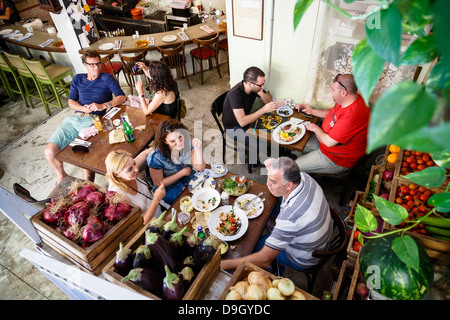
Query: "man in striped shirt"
220 157 333 271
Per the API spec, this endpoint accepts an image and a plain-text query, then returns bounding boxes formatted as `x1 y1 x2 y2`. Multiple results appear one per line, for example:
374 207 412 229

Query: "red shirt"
319 94 370 168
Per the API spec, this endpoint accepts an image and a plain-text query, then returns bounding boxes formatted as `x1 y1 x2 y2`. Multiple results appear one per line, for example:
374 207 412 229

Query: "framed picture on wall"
232 0 264 40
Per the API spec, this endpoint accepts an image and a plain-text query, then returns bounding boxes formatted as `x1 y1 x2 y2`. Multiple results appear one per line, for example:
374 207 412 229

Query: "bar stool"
119 50 148 95
190 33 222 85
0 53 29 106
100 52 123 82
157 42 191 89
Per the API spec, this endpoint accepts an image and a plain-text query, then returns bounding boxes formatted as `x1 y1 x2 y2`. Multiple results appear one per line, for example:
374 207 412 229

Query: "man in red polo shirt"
294 73 370 174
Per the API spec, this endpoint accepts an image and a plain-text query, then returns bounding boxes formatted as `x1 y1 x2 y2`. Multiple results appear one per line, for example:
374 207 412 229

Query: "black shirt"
222 81 259 130
0 0 20 25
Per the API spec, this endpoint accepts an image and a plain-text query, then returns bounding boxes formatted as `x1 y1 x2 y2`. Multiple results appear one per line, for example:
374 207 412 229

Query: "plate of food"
222 176 251 196
258 114 283 130
277 106 293 117
272 120 306 145
209 164 228 178
188 171 216 193
192 188 221 212
0 29 13 35
134 39 149 47
162 35 177 43
208 205 248 241
234 193 264 219
99 42 114 50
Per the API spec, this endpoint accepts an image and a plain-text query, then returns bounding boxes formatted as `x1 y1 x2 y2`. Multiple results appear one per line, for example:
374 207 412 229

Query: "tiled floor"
0 64 357 300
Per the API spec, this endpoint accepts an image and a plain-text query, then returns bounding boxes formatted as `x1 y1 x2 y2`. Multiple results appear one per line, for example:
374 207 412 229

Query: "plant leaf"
429 150 450 168
392 122 450 154
399 35 439 66
355 204 378 233
293 0 315 31
404 166 447 188
352 38 386 105
391 235 420 273
366 5 402 65
373 195 408 225
426 58 450 92
367 81 437 153
428 193 450 213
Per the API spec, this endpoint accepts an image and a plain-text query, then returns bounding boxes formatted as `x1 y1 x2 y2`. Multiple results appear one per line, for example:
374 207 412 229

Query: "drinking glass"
103 118 113 131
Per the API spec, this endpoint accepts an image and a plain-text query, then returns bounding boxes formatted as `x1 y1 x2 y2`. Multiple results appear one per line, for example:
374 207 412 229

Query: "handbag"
179 98 187 119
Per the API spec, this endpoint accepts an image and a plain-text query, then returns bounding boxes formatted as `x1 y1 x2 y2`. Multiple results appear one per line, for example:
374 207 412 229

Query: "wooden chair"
273 207 349 294
100 52 123 82
0 53 29 106
217 37 229 75
190 33 221 85
157 42 191 89
118 50 148 95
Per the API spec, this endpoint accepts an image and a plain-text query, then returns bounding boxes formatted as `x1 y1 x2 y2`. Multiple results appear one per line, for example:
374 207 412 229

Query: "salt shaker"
220 191 230 205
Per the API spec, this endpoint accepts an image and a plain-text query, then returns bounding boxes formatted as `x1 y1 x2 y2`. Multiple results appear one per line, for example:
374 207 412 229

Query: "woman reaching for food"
147 119 205 205
105 149 169 224
134 61 180 118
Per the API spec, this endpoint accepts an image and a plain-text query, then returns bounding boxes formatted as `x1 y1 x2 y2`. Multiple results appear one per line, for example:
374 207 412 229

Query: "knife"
241 192 263 210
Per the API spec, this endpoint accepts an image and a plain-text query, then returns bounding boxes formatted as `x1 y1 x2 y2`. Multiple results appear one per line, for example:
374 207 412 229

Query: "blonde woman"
105 149 168 224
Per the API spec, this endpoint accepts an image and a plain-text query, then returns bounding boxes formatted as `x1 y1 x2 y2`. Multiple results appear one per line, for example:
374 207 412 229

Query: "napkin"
124 95 150 109
200 25 215 34
79 125 99 140
191 211 211 230
2 30 19 38
16 33 34 42
109 128 125 144
69 138 91 147
39 39 55 47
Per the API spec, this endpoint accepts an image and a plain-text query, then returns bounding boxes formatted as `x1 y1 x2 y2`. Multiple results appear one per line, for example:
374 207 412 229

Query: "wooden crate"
102 225 221 300
31 205 143 276
217 261 319 300
347 191 373 224
333 260 365 300
364 165 383 198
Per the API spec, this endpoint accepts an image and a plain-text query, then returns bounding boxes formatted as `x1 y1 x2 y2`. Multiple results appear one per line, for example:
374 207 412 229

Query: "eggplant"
169 226 188 258
194 235 221 271
122 268 163 297
147 210 168 234
132 244 153 269
145 230 178 274
114 242 133 277
161 211 178 240
162 265 184 300
180 233 201 259
179 266 195 291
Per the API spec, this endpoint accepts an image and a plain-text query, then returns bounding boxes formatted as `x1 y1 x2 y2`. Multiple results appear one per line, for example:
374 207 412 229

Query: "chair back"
101 52 122 81
210 90 228 135
0 53 12 71
312 207 349 264
192 33 220 60
157 42 186 69
4 52 30 75
119 50 147 94
20 58 49 81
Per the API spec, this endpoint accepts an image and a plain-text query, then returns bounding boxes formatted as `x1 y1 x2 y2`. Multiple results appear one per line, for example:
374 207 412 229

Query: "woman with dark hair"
134 61 179 118
147 119 205 204
0 0 20 25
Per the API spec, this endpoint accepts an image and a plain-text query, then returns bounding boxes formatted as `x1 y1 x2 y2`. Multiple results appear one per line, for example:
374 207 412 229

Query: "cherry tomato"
410 162 418 169
353 230 362 240
420 194 429 202
422 154 430 162
419 205 429 213
418 186 426 193
353 242 363 252
395 197 403 204
426 160 435 167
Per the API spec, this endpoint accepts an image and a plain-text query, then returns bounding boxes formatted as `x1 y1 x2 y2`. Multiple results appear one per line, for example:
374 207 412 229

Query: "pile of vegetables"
116 211 221 300
225 271 306 300
41 181 132 248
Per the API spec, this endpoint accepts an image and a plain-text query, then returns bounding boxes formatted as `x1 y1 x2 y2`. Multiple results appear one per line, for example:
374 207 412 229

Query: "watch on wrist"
106 102 112 108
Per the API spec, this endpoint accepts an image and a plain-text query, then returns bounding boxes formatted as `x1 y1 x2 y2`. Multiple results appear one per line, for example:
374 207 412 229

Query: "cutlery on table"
241 192 263 210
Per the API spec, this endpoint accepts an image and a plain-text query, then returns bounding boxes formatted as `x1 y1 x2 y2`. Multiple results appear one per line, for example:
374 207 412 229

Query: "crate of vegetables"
218 261 318 300
346 220 387 264
387 177 450 261
30 179 143 275
102 212 221 300
348 191 374 223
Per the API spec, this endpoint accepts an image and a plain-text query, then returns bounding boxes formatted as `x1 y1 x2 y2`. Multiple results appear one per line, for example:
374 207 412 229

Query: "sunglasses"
251 81 265 88
85 62 102 67
333 74 347 91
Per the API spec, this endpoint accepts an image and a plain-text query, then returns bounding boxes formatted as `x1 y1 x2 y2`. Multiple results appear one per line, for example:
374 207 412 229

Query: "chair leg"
199 59 204 85
183 63 191 89
191 55 195 75
215 55 222 79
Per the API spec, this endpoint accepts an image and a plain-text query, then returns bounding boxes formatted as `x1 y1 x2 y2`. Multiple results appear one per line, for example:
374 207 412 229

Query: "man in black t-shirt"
222 66 278 165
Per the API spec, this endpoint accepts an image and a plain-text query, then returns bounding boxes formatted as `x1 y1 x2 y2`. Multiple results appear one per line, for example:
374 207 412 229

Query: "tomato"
406 200 415 208
353 230 362 240
353 242 363 252
409 189 417 195
414 199 423 207
408 184 417 190
422 154 430 162
417 164 426 171
404 195 413 201
426 160 435 167
395 197 403 204
402 161 409 168
410 162 418 169
399 186 409 194
414 151 423 156
420 194 429 202
419 205 429 213
416 159 425 165
424 190 431 197
404 151 411 157
406 156 415 164
418 186 426 193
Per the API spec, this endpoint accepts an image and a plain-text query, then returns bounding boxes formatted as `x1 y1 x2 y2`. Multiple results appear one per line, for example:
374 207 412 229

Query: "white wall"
225 0 321 103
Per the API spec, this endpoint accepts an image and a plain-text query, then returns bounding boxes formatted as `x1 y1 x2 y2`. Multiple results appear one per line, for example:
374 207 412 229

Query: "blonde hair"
105 150 132 192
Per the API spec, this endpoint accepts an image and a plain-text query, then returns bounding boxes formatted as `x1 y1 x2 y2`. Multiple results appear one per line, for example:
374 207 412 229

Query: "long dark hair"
148 61 178 95
154 119 189 161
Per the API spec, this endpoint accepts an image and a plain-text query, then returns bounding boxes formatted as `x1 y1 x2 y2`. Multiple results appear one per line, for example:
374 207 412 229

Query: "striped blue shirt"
265 173 333 269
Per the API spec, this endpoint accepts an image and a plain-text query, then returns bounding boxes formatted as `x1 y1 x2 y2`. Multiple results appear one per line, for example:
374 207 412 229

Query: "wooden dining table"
166 169 278 259
247 109 319 153
55 106 169 176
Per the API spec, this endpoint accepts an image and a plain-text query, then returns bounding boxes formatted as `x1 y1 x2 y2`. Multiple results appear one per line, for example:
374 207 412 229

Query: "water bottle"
122 117 135 142
197 225 206 239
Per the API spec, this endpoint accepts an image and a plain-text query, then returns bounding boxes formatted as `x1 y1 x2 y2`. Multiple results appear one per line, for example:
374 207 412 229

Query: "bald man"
294 73 370 174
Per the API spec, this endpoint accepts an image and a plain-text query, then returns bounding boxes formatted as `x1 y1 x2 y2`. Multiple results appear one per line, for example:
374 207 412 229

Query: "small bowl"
130 8 143 16
219 241 229 256
191 188 221 212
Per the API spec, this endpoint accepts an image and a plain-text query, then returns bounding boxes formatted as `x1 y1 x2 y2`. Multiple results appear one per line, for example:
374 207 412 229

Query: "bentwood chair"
119 50 148 95
100 52 123 82
217 37 229 75
190 33 221 85
20 57 73 115
273 207 349 294
0 53 29 106
157 42 191 89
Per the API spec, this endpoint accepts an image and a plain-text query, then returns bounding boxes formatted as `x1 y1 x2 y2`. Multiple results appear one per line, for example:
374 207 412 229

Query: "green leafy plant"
294 0 450 288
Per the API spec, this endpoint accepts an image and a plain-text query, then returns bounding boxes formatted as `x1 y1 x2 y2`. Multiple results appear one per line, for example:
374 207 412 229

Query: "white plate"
99 42 114 50
162 35 177 43
9 33 23 40
192 188 221 212
277 106 293 117
0 29 13 35
272 120 306 145
209 165 228 178
208 205 248 241
234 194 264 219
188 171 216 193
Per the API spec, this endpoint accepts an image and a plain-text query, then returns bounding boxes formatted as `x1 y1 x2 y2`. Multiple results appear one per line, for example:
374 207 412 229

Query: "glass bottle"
197 225 206 239
122 116 135 142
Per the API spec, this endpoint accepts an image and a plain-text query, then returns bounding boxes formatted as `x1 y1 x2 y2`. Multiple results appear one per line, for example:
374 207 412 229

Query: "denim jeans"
295 134 349 174
153 172 194 205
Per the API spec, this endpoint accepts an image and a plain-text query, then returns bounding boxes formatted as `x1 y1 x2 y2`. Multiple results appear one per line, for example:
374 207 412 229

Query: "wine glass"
198 11 209 22
210 7 221 20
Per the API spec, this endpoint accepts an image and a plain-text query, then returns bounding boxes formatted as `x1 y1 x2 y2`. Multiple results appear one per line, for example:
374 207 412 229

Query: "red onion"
356 282 369 299
82 216 105 243
42 200 67 224
65 201 90 226
71 184 97 203
104 201 132 222
85 191 105 206
382 170 394 181
63 224 80 241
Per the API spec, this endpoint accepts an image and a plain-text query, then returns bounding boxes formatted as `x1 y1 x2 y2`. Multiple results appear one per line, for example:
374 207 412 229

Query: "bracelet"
140 94 145 98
